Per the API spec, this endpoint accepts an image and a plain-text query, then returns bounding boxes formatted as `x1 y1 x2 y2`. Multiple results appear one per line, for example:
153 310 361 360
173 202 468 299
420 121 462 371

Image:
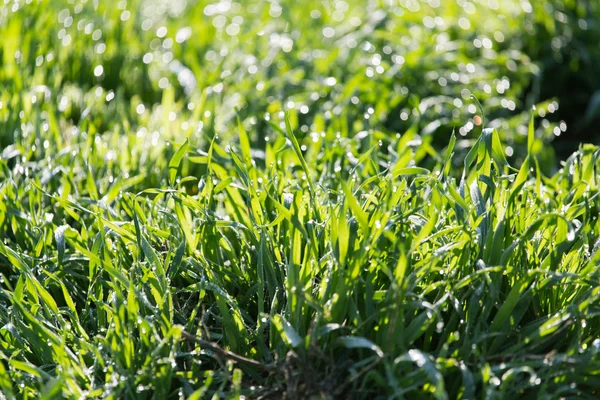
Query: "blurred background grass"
1 0 598 171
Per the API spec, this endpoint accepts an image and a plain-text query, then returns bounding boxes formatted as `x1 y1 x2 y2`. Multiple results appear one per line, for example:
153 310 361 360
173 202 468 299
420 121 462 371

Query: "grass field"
1 0 600 399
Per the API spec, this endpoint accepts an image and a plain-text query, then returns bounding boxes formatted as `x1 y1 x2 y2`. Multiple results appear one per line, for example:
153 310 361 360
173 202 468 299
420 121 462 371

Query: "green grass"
1 0 600 399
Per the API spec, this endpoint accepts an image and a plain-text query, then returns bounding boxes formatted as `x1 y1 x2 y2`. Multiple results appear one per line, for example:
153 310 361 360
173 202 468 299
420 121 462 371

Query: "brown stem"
181 330 276 372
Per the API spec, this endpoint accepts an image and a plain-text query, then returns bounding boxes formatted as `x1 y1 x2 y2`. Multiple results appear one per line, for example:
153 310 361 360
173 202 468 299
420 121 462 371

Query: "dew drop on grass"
436 322 444 332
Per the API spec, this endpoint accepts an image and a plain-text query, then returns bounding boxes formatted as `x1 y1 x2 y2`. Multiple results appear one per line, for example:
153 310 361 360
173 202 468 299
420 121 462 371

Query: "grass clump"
1 110 600 398
1 0 600 399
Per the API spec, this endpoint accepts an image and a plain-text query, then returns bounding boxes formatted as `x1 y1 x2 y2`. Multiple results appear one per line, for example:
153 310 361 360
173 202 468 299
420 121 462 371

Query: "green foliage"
0 0 600 398
520 0 600 156
1 0 584 170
